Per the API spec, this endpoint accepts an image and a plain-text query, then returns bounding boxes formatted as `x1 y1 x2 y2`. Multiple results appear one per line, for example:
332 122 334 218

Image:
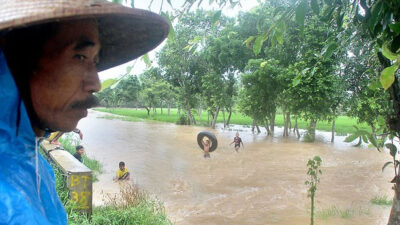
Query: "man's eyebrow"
73 37 96 51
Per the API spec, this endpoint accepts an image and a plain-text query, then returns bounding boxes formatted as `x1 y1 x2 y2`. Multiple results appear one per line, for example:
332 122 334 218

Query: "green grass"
370 195 393 206
98 115 145 122
59 135 102 182
315 205 370 220
94 107 371 135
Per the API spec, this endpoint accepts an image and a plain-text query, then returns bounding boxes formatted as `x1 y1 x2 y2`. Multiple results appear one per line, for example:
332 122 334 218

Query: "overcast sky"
99 0 260 81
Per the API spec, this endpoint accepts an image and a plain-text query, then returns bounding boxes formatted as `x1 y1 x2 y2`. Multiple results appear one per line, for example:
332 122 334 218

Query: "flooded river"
78 110 393 225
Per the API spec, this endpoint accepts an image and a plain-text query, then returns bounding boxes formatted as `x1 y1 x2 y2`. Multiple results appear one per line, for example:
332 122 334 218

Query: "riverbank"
94 107 370 135
46 136 172 225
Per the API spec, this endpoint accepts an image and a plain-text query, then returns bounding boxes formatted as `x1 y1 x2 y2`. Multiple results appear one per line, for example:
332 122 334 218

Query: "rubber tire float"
197 131 218 152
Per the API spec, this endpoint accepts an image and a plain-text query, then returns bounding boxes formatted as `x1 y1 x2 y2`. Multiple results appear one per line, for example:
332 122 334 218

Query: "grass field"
94 107 371 135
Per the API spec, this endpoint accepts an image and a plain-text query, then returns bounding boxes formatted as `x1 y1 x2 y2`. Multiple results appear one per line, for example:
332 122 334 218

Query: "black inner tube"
197 131 218 152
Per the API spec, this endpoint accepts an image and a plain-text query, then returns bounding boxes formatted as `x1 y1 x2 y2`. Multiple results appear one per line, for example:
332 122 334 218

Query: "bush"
59 135 102 182
176 114 188 125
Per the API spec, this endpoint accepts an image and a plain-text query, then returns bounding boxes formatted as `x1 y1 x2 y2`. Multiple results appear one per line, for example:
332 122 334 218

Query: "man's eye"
74 54 87 61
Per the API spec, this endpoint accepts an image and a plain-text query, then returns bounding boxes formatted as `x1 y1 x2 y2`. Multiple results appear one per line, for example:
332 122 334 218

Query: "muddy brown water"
78 110 393 225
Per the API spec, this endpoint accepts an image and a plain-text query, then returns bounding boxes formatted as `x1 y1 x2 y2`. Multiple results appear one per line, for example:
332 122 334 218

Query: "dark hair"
76 145 84 151
0 22 60 128
119 161 125 166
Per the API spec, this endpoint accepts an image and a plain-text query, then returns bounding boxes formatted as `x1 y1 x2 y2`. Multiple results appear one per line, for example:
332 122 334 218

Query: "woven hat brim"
0 1 169 71
97 13 169 71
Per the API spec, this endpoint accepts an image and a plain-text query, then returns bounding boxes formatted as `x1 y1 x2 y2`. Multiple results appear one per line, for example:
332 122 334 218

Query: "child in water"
114 161 130 181
230 132 244 152
202 138 211 158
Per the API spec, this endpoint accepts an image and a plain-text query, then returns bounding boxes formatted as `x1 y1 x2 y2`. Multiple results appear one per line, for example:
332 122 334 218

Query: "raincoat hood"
0 48 67 224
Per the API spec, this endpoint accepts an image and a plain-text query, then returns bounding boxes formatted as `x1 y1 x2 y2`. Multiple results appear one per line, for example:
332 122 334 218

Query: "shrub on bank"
59 134 102 182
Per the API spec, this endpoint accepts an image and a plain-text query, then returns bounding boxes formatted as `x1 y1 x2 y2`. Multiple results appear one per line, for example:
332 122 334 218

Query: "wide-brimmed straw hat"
0 0 169 71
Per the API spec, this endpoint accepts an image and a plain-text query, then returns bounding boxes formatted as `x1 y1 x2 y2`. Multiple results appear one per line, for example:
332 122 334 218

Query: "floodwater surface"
78 110 393 225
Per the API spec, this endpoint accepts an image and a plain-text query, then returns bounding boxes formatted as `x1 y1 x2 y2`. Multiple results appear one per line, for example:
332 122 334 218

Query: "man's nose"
83 65 101 93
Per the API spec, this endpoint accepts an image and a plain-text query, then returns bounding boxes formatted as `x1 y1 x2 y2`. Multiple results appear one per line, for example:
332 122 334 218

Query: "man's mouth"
70 95 99 110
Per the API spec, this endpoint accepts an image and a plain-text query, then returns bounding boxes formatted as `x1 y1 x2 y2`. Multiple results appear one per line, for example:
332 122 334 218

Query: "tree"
158 10 229 125
238 59 283 135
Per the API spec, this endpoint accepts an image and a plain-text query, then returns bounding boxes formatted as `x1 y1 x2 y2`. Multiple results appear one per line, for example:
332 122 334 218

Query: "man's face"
77 148 84 155
119 165 125 171
236 133 239 137
30 20 101 132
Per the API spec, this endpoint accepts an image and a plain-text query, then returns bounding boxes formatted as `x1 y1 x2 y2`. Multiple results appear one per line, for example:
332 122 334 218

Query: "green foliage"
371 195 393 206
380 63 399 90
344 126 379 149
59 135 102 182
382 143 400 178
295 0 307 29
176 114 188 125
97 75 142 108
238 59 283 132
315 205 370 220
101 78 118 91
305 155 322 225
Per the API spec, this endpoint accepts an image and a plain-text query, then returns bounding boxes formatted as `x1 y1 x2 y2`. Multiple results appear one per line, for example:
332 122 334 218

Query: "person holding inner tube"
202 138 211 158
230 132 244 152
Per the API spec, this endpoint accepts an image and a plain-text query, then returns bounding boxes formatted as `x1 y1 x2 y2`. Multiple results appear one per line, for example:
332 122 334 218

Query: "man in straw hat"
0 1 169 224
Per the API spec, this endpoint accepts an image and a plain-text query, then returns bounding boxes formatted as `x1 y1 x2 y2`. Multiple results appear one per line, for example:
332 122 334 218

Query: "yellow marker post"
41 142 93 215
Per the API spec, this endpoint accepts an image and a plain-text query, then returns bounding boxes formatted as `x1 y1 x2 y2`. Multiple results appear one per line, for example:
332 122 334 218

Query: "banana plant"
344 126 379 150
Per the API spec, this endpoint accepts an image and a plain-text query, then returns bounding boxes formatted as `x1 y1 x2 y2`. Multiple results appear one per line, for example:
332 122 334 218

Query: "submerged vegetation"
371 195 393 206
315 205 370 220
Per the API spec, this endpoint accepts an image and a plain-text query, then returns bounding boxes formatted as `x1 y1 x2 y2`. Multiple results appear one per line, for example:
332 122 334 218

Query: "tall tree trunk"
295 117 300 139
256 124 261 133
389 183 400 225
270 112 275 135
331 119 335 143
288 114 292 131
187 107 196 125
226 107 232 127
283 112 290 137
264 119 271 135
252 119 256 133
210 111 215 126
283 112 287 136
161 102 163 114
168 102 170 116
177 107 181 116
211 107 220 129
145 106 150 116
308 119 317 142
222 109 226 128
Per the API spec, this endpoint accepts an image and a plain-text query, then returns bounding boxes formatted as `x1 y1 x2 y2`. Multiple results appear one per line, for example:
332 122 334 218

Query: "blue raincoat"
0 49 67 224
